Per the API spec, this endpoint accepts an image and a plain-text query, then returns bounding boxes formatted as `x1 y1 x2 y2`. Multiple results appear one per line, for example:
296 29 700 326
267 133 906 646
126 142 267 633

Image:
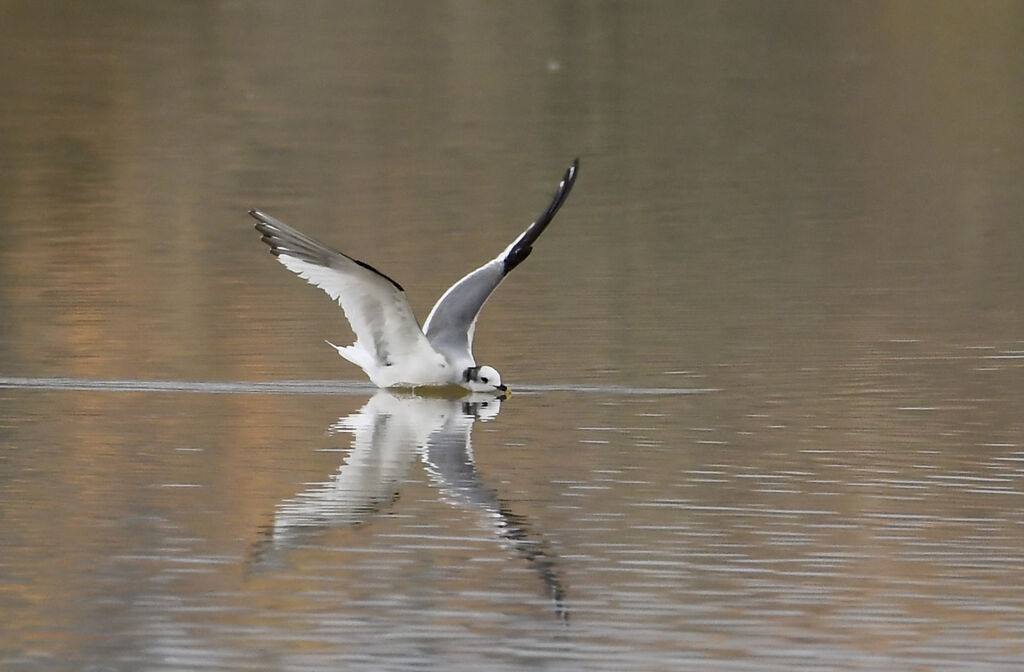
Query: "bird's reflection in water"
252 390 567 621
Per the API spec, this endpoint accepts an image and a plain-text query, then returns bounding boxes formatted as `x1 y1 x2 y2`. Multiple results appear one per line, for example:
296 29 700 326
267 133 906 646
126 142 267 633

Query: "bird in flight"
252 159 578 395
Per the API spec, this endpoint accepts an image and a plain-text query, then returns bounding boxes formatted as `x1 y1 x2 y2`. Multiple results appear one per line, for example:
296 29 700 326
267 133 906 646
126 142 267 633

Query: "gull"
251 159 578 394
253 391 567 619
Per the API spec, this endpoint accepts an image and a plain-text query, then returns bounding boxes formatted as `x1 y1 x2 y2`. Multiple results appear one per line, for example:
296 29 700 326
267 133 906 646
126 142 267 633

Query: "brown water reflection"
2 1 1024 670
2 362 1022 670
249 391 568 622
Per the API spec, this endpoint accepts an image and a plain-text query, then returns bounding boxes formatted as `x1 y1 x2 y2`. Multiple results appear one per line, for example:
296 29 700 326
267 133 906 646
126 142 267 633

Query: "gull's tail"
325 339 374 373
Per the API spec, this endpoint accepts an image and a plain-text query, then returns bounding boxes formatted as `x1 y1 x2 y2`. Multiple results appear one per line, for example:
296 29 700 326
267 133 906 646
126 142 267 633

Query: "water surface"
2 2 1023 670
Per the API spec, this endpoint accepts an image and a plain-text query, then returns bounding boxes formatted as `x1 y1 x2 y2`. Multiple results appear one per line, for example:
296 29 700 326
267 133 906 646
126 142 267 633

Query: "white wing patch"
277 254 349 303
274 254 448 385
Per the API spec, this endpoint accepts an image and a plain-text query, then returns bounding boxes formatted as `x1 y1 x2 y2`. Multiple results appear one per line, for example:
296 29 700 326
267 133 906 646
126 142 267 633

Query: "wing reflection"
252 390 567 621
269 392 440 541
421 401 567 622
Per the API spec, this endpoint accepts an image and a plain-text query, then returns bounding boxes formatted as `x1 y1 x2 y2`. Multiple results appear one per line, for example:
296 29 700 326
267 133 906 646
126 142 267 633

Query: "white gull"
251 159 578 394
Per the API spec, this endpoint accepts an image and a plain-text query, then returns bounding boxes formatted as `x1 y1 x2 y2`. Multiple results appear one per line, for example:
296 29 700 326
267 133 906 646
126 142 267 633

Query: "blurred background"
2 2 1023 670
2 0 1021 385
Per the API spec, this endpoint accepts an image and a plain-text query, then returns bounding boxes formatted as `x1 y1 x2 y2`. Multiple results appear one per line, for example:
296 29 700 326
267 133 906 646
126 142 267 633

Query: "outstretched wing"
251 209 438 369
422 159 579 363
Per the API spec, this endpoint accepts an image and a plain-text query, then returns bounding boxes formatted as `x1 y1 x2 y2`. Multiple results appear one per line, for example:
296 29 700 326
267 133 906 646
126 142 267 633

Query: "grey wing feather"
251 209 439 373
251 209 404 292
423 260 506 361
423 159 578 361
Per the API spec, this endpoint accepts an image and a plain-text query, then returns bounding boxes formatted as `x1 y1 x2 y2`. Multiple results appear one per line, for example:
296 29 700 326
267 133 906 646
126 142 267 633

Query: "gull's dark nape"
249 209 405 292
503 158 579 275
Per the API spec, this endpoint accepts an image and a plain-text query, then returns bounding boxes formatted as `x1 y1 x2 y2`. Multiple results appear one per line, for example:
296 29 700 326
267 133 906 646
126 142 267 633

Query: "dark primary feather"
502 158 578 275
250 209 405 292
423 158 579 360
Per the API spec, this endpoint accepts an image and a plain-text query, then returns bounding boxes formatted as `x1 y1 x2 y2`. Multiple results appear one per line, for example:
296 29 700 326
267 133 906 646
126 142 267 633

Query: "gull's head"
463 365 507 395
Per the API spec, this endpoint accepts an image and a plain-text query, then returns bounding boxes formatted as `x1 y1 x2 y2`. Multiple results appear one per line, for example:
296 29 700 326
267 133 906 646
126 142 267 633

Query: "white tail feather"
325 339 374 372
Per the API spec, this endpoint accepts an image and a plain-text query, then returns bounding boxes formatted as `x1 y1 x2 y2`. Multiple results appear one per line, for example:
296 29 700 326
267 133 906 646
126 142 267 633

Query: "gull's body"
252 159 578 394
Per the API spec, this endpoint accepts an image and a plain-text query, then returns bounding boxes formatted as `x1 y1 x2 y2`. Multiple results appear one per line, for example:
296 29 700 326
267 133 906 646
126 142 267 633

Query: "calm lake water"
2 2 1024 670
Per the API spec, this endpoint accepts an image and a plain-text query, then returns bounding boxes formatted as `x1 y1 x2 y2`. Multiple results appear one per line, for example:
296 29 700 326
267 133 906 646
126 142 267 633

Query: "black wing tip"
560 158 579 192
546 158 579 220
501 158 580 275
250 209 280 239
560 158 579 196
250 207 407 293
250 209 308 260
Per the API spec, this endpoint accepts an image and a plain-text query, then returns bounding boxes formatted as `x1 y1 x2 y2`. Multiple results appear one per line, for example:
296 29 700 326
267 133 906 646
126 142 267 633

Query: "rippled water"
3 347 1023 671
2 2 1024 671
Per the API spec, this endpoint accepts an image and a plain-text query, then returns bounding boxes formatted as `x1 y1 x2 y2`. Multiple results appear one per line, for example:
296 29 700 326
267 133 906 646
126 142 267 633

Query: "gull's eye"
480 376 489 384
